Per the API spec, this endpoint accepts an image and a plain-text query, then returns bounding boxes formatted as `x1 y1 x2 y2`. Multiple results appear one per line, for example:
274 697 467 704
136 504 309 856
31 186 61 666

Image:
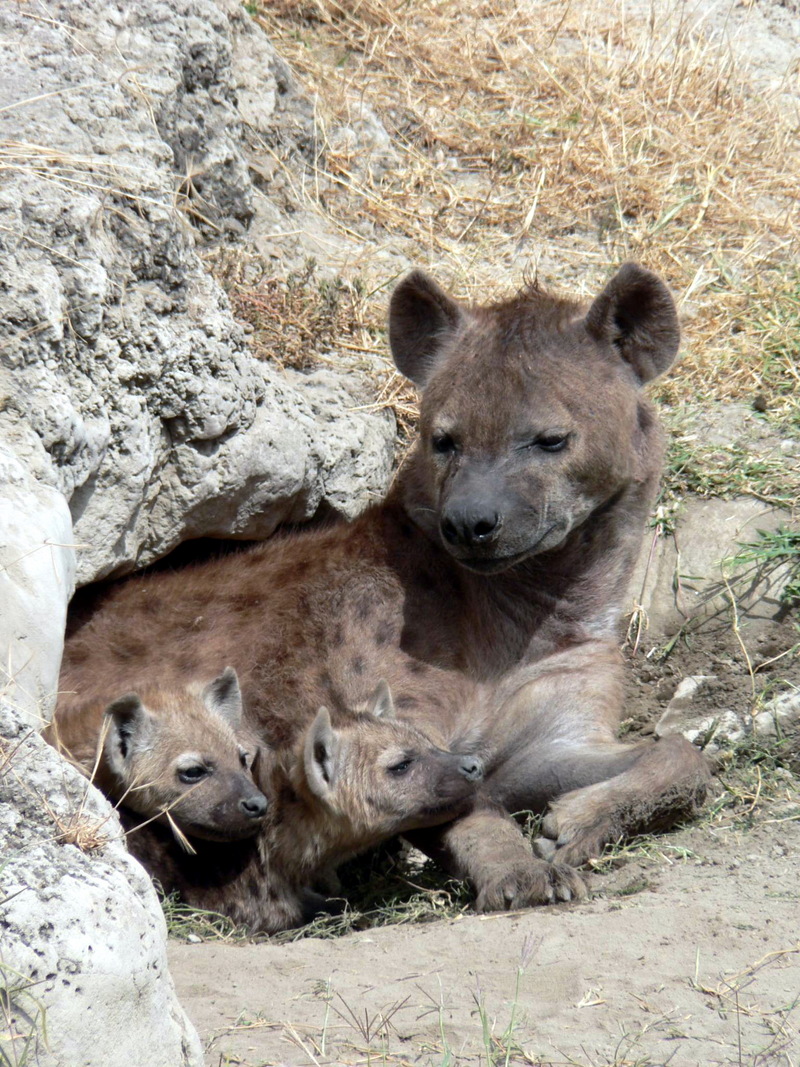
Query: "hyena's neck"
263 754 363 884
389 470 656 666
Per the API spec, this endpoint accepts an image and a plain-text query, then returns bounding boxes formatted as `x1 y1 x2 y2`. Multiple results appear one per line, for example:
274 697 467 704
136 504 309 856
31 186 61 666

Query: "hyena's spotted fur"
46 668 268 841
123 684 483 932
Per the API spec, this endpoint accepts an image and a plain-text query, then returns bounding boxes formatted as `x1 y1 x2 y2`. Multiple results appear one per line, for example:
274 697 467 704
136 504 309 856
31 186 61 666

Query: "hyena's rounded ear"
584 262 680 384
104 694 152 774
389 269 463 388
304 706 341 801
203 667 242 731
369 679 396 721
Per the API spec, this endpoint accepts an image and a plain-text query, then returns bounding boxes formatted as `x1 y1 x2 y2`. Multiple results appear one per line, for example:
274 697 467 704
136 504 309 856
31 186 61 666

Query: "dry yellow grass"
250 0 799 419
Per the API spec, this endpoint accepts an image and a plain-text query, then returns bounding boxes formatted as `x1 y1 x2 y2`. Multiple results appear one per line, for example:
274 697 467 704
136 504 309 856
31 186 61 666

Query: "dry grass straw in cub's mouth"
253 0 799 418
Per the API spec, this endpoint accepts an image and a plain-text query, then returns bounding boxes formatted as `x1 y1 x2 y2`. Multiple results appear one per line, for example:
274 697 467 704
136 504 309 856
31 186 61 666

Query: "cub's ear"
369 679 396 721
389 270 463 388
303 707 341 801
203 667 242 731
104 694 153 778
584 263 680 384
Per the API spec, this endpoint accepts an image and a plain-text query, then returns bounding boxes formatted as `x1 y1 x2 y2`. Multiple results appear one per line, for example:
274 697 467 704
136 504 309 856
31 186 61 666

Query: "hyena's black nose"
458 756 483 782
441 508 501 548
239 794 268 819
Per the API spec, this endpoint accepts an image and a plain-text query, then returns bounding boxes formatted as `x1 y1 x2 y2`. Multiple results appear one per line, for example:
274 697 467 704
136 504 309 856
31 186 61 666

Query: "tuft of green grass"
705 726 800 829
725 527 800 607
661 435 795 514
0 959 48 1067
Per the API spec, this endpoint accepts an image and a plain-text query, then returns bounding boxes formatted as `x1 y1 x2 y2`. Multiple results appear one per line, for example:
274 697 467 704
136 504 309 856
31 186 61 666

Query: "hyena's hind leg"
532 734 711 867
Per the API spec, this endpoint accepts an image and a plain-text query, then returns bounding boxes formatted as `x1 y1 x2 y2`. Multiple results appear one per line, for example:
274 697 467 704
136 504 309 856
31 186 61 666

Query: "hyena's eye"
239 748 250 769
387 758 413 777
533 432 570 453
178 765 208 784
431 432 457 456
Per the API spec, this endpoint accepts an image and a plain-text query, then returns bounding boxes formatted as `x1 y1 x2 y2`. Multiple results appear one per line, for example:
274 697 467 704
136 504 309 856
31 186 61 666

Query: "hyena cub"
46 667 268 842
127 682 484 933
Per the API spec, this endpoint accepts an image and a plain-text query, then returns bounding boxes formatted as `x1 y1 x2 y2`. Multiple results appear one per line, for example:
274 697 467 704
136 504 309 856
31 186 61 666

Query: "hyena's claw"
532 836 557 861
474 857 587 912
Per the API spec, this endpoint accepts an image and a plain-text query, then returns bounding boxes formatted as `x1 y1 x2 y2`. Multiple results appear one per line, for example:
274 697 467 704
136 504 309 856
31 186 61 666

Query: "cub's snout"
239 792 268 819
457 755 483 782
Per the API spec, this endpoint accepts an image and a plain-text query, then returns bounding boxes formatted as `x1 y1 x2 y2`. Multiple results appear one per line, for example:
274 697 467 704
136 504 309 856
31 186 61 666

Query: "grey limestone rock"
0 699 203 1067
654 675 746 753
629 497 794 639
0 0 394 591
0 429 75 731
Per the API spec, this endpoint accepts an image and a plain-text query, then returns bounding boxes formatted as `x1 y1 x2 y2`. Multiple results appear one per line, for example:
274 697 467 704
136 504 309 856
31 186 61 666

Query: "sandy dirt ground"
171 814 800 1066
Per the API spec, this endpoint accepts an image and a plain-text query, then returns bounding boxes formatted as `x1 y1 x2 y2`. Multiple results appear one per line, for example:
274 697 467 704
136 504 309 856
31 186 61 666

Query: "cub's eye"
239 749 250 769
388 758 413 777
432 432 456 456
178 765 208 784
535 433 569 453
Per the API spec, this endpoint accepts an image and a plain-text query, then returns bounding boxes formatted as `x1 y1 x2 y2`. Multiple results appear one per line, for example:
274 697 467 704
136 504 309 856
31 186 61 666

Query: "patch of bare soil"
171 822 800 1067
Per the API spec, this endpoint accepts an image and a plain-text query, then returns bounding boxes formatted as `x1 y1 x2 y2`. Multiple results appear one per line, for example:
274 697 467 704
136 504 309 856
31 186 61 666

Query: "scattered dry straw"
253 0 799 417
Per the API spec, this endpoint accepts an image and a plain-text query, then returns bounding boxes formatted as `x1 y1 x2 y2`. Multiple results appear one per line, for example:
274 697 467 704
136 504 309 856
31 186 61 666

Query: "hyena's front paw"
533 791 616 868
475 856 587 913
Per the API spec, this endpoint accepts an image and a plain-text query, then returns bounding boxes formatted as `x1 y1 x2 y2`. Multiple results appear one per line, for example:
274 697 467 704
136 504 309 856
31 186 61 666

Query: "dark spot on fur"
68 645 89 664
399 523 412 539
298 593 310 615
352 656 365 676
365 791 397 815
637 401 654 433
408 660 427 675
375 620 393 646
228 592 262 610
317 670 332 690
355 596 372 621
247 875 261 897
332 624 344 648
111 638 147 661
395 696 418 710
177 653 198 673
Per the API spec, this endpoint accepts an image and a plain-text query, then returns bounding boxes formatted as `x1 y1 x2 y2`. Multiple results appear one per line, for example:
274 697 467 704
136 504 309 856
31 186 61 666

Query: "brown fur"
122 687 484 932
57 262 710 916
46 668 268 842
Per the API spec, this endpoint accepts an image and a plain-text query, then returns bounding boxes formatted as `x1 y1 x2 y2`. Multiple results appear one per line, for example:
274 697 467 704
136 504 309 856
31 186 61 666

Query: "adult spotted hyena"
58 262 710 912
